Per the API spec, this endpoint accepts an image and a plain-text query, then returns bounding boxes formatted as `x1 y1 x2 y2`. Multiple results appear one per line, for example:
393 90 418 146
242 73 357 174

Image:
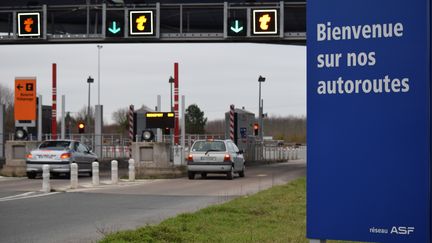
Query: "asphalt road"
0 160 306 243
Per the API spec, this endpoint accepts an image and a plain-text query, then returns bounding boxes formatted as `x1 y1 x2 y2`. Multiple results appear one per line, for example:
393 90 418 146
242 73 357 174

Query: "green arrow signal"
108 21 121 34
230 20 244 33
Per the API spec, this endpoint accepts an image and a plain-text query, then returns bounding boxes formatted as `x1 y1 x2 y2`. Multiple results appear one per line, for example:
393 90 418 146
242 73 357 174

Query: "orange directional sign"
252 9 278 35
129 10 154 36
17 12 41 37
14 77 37 121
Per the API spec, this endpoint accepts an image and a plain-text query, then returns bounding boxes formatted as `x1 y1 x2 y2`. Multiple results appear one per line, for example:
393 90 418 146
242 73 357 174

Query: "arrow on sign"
16 84 23 91
108 21 121 34
230 20 244 33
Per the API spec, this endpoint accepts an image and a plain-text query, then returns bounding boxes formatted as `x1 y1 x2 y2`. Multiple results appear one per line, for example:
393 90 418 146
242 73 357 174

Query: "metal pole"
157 95 162 142
52 63 57 139
181 95 186 165
97 45 103 105
0 104 4 159
37 95 42 141
170 82 173 112
258 81 262 140
87 82 91 128
61 95 65 139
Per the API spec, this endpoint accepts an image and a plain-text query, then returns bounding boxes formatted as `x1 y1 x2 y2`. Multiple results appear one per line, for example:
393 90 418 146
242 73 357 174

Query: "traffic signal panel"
129 10 154 36
252 9 278 35
17 12 41 37
106 10 124 37
78 122 85 134
254 123 259 136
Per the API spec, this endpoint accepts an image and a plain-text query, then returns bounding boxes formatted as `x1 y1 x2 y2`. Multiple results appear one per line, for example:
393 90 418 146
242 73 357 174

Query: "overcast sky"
0 43 305 124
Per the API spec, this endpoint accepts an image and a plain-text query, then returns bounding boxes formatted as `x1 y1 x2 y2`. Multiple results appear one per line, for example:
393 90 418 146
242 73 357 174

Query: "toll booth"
133 106 155 141
133 106 174 142
224 108 255 152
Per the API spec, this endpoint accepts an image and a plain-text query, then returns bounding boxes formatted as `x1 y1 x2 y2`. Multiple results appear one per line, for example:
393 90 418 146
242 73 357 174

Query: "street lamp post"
169 76 175 112
97 45 103 105
258 75 266 141
87 76 94 129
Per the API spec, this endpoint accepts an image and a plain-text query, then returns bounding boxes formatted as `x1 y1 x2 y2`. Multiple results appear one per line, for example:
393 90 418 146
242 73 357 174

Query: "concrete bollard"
42 164 50 193
128 158 135 182
70 163 78 189
111 160 118 184
92 161 99 186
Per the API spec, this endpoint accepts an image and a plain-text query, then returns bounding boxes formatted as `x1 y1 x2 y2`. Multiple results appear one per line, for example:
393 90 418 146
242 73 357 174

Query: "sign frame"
17 12 41 37
252 9 278 35
129 10 155 36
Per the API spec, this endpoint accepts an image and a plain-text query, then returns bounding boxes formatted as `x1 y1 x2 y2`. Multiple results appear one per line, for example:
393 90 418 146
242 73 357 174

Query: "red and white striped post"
52 63 57 139
230 104 235 141
174 62 180 145
128 105 134 158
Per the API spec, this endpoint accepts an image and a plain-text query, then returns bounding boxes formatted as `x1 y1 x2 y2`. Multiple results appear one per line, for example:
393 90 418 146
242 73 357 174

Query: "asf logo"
252 9 278 35
391 226 415 235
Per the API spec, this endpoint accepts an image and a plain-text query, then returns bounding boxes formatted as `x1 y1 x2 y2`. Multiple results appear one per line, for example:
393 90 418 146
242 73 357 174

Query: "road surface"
0 160 306 243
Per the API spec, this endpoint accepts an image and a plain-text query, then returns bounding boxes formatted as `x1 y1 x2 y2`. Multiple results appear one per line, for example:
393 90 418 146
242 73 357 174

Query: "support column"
61 95 65 139
156 95 162 142
181 95 186 165
51 63 57 139
174 62 179 145
37 95 42 141
94 105 103 158
0 104 4 159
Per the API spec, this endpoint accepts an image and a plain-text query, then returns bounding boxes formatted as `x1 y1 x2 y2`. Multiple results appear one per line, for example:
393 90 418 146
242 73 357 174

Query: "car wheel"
239 165 245 178
227 166 234 180
27 172 36 179
188 171 195 180
201 173 207 179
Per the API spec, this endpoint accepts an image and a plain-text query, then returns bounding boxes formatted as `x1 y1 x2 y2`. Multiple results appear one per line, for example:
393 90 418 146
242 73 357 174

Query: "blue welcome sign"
307 0 431 242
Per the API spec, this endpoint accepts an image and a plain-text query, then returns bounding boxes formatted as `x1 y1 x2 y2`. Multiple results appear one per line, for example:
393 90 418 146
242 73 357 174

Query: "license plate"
200 156 216 161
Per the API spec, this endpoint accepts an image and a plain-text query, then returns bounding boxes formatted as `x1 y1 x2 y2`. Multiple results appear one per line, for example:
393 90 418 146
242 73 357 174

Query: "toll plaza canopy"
0 0 305 44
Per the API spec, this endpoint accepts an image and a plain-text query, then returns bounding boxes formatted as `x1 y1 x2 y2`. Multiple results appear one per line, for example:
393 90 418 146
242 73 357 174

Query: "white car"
187 139 245 180
26 140 97 179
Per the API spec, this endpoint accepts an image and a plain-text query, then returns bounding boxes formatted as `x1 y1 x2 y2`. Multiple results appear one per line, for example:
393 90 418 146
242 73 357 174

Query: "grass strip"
100 177 365 243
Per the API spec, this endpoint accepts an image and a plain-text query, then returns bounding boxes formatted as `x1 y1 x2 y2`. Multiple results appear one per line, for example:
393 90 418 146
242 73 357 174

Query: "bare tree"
111 107 129 133
0 83 14 134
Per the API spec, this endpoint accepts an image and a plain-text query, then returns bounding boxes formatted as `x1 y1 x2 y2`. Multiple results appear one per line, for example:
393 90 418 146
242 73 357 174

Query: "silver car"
187 139 245 180
26 140 97 179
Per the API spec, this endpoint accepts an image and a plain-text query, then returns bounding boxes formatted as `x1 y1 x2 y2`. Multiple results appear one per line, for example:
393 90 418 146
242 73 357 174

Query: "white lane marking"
0 192 61 202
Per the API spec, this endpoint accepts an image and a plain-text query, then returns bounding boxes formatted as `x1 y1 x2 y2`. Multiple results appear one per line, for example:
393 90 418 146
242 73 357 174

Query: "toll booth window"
39 141 71 150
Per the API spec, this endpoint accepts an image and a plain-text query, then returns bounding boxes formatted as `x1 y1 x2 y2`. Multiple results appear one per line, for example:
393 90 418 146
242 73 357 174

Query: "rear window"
192 141 226 152
39 141 71 151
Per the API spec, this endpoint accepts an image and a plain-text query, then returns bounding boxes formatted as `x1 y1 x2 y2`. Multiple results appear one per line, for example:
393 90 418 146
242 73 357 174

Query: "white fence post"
70 163 78 189
111 160 118 184
42 165 50 193
92 162 99 186
128 159 135 182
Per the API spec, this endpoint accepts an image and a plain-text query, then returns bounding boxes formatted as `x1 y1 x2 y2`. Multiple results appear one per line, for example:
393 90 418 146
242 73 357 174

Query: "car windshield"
192 141 226 152
39 141 71 151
